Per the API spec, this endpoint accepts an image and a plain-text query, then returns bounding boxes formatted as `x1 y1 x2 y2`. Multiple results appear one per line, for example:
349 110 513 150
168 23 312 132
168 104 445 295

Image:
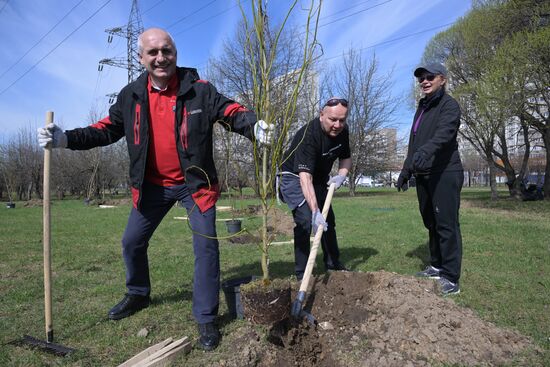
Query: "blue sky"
0 0 472 142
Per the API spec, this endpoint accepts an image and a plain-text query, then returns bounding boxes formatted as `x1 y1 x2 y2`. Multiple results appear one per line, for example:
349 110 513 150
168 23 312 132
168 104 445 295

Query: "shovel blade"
300 310 316 325
291 299 304 318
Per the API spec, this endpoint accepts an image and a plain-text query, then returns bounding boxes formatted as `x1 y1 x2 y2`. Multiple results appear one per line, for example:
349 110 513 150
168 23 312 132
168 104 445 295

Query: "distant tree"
502 26 550 198
322 49 399 196
1 126 42 201
421 0 550 199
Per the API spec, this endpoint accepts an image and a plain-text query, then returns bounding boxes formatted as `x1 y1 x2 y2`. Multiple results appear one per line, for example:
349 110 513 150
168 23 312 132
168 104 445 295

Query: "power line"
190 0 395 73
143 0 165 14
0 0 9 14
172 1 248 37
166 0 217 29
323 22 456 62
319 0 379 22
0 0 113 97
0 0 86 81
318 0 393 29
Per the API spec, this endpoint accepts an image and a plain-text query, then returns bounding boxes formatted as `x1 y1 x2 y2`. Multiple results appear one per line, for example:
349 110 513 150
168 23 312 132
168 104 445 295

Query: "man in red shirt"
38 28 271 351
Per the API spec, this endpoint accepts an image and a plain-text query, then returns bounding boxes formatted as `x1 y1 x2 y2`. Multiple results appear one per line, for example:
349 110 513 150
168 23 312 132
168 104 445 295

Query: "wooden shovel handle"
43 111 53 342
298 183 336 293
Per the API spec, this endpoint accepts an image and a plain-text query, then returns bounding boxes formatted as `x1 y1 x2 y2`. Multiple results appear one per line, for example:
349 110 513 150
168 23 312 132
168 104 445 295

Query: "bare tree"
239 0 322 281
207 19 320 199
0 126 42 201
322 49 399 195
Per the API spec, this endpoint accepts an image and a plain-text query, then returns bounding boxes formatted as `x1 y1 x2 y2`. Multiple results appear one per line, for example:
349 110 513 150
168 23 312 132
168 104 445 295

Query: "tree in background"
421 0 550 199
503 26 550 198
321 49 399 195
0 126 42 201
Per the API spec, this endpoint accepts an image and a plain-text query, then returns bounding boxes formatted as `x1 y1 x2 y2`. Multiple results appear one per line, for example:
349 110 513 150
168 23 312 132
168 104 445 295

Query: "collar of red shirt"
148 73 179 93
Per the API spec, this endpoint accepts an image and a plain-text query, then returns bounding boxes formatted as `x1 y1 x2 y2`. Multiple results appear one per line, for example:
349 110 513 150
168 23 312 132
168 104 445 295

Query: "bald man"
279 98 352 280
37 28 270 351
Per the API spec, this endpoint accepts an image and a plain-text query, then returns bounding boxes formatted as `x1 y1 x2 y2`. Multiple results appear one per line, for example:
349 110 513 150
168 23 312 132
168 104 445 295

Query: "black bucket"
222 275 258 319
225 219 242 234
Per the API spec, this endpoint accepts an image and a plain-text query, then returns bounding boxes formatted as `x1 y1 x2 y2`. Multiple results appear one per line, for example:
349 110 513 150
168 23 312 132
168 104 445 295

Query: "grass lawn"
0 187 548 366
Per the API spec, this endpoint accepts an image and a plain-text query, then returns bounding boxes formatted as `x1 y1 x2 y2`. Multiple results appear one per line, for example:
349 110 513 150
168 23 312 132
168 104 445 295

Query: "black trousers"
292 185 341 278
415 171 463 283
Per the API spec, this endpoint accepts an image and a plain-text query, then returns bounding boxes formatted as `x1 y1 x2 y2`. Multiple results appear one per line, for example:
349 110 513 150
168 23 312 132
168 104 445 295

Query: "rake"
18 111 75 356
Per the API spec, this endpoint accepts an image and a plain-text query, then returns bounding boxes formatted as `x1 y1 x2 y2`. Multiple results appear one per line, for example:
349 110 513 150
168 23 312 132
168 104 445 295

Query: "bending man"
279 98 352 280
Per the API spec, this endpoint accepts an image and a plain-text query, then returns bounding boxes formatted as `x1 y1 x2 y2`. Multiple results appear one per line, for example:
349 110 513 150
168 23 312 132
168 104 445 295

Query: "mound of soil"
214 271 540 367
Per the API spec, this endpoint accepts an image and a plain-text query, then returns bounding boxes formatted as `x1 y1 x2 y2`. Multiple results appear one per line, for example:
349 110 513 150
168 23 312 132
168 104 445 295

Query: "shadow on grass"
342 246 379 270
153 288 193 305
405 243 431 270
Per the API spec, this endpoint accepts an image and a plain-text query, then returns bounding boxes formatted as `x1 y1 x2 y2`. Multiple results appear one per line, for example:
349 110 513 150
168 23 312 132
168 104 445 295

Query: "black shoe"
197 322 220 351
108 294 150 320
326 262 348 272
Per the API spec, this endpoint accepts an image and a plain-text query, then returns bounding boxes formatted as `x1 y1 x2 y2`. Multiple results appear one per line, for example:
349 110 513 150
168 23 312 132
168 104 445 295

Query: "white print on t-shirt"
298 163 310 171
322 144 342 156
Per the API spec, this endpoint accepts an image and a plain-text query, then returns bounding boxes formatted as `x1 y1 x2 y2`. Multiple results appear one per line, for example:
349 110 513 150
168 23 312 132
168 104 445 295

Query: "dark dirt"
241 279 292 325
211 271 542 367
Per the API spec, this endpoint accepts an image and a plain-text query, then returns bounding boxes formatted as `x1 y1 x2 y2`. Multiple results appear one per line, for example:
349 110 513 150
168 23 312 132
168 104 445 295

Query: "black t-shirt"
281 117 351 185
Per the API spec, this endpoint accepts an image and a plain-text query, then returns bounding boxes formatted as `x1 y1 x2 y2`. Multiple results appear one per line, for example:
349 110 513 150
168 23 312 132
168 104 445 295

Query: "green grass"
0 188 548 366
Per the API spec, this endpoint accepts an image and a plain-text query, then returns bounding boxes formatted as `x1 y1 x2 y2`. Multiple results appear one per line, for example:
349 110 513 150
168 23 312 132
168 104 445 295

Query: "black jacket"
65 67 256 209
403 88 463 176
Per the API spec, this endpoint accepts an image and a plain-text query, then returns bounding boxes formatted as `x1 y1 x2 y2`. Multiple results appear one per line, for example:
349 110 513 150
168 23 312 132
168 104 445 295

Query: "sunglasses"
324 98 349 108
417 74 437 83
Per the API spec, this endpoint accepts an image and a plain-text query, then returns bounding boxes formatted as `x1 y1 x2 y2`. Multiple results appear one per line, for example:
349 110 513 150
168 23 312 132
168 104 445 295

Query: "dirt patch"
226 207 294 245
97 198 132 206
228 233 260 244
267 206 294 237
211 271 541 367
23 199 43 207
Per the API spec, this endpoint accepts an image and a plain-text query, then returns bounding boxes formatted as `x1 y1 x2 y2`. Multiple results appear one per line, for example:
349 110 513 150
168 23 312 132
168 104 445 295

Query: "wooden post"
43 111 53 342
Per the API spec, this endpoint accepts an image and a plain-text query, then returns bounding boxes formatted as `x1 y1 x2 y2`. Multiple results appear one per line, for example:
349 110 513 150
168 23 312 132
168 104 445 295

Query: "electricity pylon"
98 0 144 103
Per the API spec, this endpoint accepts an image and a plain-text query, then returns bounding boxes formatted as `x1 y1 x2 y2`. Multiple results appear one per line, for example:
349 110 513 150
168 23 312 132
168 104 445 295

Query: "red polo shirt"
145 75 219 212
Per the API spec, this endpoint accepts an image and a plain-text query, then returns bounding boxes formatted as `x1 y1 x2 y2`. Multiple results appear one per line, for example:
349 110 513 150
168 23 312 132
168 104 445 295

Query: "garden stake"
291 182 336 324
19 111 75 356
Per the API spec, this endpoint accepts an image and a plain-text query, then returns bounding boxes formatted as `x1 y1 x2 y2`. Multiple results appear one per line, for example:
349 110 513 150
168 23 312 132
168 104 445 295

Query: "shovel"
19 111 74 356
290 182 336 324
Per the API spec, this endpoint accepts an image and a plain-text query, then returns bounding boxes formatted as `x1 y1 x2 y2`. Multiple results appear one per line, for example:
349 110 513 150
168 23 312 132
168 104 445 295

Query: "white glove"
254 120 274 145
327 175 346 189
37 123 67 149
311 209 328 233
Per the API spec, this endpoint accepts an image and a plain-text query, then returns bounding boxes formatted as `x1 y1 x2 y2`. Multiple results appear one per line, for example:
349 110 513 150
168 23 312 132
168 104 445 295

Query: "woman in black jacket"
397 63 463 295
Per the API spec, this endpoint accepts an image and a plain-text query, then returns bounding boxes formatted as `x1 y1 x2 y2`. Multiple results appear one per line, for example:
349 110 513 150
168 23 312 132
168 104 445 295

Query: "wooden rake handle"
298 182 336 293
43 111 53 342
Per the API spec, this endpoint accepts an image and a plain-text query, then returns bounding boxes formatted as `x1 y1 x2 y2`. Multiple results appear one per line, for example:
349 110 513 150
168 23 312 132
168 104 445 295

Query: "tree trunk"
543 128 550 199
483 148 499 200
489 163 498 200
349 180 356 197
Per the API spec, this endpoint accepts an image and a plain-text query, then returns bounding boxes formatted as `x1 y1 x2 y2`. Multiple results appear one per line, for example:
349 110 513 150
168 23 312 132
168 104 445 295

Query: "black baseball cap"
414 63 448 77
